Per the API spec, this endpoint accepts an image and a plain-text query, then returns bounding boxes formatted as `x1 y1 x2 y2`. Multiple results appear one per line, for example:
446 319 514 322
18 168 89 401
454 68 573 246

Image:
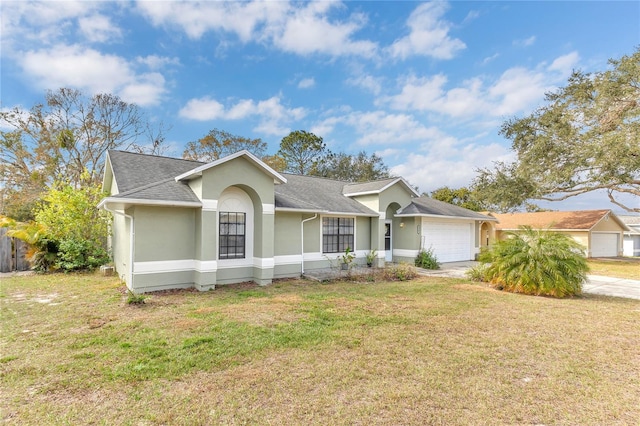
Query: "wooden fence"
0 228 29 272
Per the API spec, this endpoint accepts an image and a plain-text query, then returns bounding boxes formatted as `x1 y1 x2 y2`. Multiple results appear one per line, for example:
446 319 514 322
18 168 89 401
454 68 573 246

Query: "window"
322 217 354 253
219 212 246 259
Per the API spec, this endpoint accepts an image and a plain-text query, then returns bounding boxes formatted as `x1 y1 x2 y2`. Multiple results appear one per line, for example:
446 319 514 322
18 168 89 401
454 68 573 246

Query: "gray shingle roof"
104 151 484 220
114 178 201 204
342 178 399 195
107 150 204 204
108 150 204 193
276 174 377 215
398 197 495 220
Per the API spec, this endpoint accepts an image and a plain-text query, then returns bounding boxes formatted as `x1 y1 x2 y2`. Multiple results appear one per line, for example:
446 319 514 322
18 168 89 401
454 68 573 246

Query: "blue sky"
1 1 639 211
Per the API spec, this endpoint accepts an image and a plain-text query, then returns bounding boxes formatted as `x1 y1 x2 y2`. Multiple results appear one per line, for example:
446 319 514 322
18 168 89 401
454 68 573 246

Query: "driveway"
419 261 640 300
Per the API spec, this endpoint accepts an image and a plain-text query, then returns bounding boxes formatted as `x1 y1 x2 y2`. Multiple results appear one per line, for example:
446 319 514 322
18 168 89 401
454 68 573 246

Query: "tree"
261 154 287 172
473 48 640 212
478 226 589 298
429 186 484 211
0 88 166 218
182 128 267 162
278 130 326 175
312 151 390 182
33 179 110 271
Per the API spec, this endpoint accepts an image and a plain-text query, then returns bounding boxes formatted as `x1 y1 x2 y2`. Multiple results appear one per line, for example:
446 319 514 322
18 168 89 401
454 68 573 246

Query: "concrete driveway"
583 275 640 300
419 261 640 300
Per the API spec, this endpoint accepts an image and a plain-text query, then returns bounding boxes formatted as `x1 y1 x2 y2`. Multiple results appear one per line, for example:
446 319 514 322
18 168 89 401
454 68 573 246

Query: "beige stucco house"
486 210 629 258
99 150 495 293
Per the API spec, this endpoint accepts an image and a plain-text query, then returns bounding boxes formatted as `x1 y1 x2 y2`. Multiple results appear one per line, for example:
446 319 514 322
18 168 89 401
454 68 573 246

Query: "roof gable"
175 150 286 184
397 197 495 221
343 177 420 197
491 210 628 231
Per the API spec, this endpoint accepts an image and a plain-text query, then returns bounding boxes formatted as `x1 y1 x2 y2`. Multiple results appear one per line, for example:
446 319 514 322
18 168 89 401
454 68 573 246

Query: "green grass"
2 273 639 425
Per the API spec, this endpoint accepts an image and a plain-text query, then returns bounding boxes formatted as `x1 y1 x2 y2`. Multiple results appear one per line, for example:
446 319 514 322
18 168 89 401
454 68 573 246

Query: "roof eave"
275 207 378 217
99 197 202 210
396 213 495 221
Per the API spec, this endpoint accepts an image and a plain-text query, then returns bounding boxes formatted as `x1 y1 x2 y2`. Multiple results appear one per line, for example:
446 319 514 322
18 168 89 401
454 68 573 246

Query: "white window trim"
320 214 357 254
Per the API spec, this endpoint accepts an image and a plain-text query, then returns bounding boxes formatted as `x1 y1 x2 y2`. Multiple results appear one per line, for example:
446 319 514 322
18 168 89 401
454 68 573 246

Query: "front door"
385 221 392 262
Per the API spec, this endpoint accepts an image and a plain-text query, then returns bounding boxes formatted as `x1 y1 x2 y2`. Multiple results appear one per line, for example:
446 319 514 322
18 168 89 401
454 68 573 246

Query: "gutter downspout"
301 214 318 275
102 203 135 291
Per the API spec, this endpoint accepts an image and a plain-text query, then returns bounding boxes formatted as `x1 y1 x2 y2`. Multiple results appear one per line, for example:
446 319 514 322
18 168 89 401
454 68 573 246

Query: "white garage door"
591 233 618 257
422 221 473 263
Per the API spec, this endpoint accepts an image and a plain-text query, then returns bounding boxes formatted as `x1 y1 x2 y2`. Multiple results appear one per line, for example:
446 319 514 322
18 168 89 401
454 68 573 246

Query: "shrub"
126 290 146 305
56 239 110 272
482 226 589 298
415 247 439 270
383 262 418 281
466 263 490 282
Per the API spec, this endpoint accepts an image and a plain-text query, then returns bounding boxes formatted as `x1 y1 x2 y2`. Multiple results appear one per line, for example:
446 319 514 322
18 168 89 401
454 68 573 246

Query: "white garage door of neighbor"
591 233 618 257
422 221 472 263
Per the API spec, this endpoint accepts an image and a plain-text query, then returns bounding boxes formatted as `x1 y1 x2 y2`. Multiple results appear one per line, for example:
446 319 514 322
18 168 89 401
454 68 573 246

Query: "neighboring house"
99 150 495 293
619 215 640 257
487 210 629 258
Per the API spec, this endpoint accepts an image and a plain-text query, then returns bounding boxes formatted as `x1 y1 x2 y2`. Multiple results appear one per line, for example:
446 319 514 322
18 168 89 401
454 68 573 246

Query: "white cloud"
1 1 98 46
137 0 377 58
179 98 226 121
513 35 536 47
547 51 580 77
390 142 513 193
179 95 306 136
488 67 551 116
482 53 500 65
346 111 440 145
383 74 489 118
18 44 167 106
382 52 579 119
270 2 377 57
346 74 383 95
78 14 122 43
136 55 181 70
387 2 465 60
298 77 316 89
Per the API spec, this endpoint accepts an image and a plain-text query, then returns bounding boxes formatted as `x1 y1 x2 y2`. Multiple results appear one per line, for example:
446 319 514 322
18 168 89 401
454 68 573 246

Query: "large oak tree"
473 48 640 212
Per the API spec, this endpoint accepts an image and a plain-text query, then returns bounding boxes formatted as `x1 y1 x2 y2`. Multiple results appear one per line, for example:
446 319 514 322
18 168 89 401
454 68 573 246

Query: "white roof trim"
395 213 496 221
174 150 287 184
344 177 420 198
98 197 202 209
275 207 378 217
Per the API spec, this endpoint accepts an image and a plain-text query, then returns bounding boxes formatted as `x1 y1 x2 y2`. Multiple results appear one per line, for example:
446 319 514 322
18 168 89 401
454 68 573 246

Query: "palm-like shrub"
481 226 588 298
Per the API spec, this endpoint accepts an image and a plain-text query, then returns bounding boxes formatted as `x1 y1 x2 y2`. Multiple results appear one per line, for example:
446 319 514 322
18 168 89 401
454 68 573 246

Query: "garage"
591 233 619 257
421 221 473 263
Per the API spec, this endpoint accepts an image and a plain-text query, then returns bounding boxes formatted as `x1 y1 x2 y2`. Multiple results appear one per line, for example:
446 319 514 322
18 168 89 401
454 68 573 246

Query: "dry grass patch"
588 258 640 279
217 294 306 326
1 273 639 425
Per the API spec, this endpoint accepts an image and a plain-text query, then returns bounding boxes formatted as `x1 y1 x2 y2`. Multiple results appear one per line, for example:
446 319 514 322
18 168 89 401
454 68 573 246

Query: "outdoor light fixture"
400 222 405 228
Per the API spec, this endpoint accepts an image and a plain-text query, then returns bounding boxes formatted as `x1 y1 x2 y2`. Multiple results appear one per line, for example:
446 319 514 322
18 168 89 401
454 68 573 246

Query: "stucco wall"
110 211 130 284
133 206 196 262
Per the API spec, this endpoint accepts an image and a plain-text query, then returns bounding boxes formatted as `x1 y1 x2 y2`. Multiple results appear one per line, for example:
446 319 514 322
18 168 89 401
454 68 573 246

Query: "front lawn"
2 273 639 425
587 258 640 279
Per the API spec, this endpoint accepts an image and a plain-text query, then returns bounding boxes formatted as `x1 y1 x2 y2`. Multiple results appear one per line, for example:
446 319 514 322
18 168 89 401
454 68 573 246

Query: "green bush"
56 239 110 271
481 226 589 298
415 248 439 270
